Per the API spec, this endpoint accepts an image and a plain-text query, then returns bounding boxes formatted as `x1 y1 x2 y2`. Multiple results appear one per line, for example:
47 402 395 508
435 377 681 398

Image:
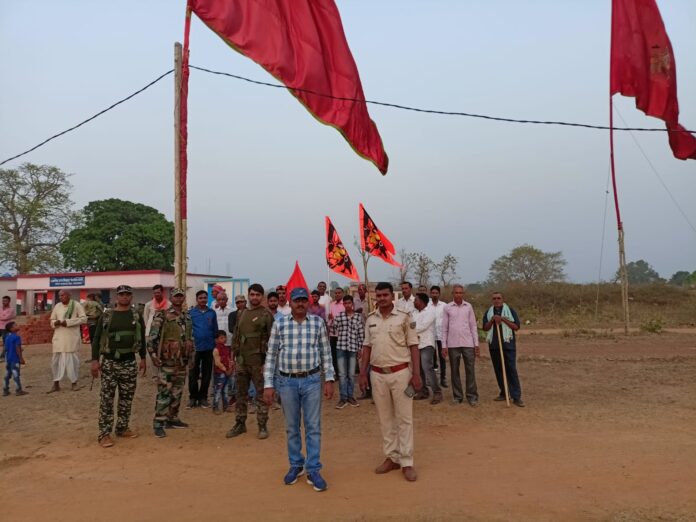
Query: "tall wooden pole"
362 252 372 314
609 96 630 335
495 324 511 408
174 42 187 291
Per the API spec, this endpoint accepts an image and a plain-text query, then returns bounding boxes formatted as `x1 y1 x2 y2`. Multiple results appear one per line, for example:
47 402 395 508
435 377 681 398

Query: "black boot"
226 418 247 438
257 421 269 440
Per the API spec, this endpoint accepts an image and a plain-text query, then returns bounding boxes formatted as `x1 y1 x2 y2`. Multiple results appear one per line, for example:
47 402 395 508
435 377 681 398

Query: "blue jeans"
277 372 323 473
213 373 229 409
4 362 22 391
336 349 357 400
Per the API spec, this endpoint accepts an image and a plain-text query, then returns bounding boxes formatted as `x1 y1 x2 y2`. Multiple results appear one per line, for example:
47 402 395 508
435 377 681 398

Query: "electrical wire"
2 64 695 167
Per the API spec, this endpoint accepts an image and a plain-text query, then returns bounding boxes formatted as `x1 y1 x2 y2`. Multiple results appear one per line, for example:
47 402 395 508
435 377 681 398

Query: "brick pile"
17 313 54 345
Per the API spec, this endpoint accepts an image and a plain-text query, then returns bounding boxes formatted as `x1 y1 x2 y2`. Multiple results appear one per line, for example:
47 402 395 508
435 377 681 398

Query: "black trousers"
188 350 213 401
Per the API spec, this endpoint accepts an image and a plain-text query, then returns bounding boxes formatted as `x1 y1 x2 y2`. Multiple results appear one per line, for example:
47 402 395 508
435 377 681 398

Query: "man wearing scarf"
48 289 87 392
482 292 524 407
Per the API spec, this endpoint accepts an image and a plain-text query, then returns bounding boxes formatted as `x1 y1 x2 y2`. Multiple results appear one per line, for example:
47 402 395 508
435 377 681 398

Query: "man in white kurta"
48 290 87 392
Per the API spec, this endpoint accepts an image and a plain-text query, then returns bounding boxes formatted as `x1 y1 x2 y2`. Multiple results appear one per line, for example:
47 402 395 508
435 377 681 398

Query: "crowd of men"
2 279 524 492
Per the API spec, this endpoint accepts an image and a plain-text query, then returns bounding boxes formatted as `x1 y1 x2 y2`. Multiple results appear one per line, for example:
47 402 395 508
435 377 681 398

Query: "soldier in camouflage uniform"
90 285 147 448
147 287 194 438
226 283 274 440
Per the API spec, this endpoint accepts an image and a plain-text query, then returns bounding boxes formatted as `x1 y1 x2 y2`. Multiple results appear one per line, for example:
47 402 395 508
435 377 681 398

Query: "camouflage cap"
116 285 133 294
171 287 186 296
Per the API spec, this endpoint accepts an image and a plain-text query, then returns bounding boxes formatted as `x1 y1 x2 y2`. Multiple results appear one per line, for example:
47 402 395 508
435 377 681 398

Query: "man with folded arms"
263 287 335 492
359 282 421 482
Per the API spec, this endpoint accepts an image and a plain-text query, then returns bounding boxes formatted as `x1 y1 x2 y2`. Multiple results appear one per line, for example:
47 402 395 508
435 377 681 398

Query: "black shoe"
468 400 479 408
226 420 247 438
257 424 269 440
494 394 507 402
154 427 167 438
2 389 9 397
186 399 196 409
440 381 449 388
199 399 210 409
166 419 189 429
513 399 525 407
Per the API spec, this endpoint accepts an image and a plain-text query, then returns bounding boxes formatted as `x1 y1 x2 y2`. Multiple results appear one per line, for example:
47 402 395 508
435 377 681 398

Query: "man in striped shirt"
263 287 335 492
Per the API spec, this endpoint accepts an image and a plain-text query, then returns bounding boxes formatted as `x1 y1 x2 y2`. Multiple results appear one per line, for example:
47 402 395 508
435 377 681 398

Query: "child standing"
3 322 28 396
212 330 234 414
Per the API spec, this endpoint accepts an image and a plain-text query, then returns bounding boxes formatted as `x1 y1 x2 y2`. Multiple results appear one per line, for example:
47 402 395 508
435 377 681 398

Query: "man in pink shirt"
328 287 345 377
441 285 479 406
0 296 17 362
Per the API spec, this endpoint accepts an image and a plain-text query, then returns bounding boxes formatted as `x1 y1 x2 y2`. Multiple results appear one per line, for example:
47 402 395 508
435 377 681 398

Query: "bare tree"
409 252 434 287
395 248 412 283
434 253 459 287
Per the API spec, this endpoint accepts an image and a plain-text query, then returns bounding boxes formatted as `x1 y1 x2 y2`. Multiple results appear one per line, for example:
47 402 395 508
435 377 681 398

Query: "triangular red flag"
611 0 696 160
359 203 401 267
189 0 389 174
285 261 310 300
326 217 360 281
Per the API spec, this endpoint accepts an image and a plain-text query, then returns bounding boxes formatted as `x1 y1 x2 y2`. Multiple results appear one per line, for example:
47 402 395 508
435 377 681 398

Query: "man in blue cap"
263 286 335 492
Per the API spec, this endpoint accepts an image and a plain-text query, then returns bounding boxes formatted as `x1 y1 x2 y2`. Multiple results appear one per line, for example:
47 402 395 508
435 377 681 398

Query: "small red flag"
359 203 400 267
611 0 696 160
189 0 389 174
326 217 360 281
285 261 310 301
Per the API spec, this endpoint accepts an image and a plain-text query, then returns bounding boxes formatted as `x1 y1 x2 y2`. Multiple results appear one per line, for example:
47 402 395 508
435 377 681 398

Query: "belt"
371 362 409 374
279 366 321 378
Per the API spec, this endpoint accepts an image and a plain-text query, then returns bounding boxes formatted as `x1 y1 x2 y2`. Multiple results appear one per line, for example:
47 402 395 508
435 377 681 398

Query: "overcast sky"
1 1 694 289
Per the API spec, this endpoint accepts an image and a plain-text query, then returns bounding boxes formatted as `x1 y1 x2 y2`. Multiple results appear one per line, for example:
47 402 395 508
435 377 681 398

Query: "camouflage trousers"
235 352 268 425
154 361 187 428
98 358 138 441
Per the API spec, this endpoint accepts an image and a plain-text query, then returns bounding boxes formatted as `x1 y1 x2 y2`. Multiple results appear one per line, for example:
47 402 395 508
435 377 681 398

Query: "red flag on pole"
188 0 389 174
286 261 310 300
326 217 360 281
611 0 696 160
359 203 400 267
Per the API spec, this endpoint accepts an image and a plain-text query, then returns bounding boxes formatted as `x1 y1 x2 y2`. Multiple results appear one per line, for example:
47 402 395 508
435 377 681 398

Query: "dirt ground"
1 332 696 522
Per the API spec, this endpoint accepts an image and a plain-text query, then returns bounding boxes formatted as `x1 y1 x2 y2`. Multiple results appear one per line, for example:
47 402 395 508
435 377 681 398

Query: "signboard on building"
49 276 85 287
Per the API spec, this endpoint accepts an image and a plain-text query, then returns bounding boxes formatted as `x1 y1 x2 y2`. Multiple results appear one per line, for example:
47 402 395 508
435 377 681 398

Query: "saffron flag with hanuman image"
359 203 400 267
325 217 360 281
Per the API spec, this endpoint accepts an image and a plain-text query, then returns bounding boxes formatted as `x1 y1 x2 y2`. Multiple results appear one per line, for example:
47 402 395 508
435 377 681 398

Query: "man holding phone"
359 282 421 482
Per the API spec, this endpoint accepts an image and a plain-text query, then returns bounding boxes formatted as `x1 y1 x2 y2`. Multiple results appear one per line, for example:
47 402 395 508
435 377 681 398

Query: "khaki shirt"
363 307 418 368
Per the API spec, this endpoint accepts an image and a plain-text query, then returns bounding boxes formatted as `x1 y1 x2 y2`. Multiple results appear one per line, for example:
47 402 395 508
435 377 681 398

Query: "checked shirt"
333 312 365 353
264 314 335 388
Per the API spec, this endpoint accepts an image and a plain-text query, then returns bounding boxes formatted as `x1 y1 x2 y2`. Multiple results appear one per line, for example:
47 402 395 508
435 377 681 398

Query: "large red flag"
285 261 310 300
189 0 389 174
359 203 400 267
611 0 696 160
325 217 360 281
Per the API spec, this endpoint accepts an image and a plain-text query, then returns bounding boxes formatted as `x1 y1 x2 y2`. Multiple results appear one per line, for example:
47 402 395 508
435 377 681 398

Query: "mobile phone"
404 384 416 398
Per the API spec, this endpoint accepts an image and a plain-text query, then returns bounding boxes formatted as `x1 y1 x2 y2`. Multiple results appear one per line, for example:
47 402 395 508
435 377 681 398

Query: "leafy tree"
618 260 663 285
434 253 458 287
0 163 77 273
669 270 692 287
60 199 174 271
488 244 566 285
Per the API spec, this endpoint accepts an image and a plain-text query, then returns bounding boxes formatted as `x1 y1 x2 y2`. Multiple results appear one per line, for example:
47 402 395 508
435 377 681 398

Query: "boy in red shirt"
212 330 234 414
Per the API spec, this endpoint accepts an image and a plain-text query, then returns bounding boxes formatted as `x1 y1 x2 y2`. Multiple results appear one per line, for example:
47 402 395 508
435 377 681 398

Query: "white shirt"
427 300 447 341
318 294 331 317
396 295 415 317
414 306 436 349
212 303 235 345
278 303 292 316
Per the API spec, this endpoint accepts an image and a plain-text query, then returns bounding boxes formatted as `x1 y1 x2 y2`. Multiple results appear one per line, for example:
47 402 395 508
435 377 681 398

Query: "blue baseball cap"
290 287 309 301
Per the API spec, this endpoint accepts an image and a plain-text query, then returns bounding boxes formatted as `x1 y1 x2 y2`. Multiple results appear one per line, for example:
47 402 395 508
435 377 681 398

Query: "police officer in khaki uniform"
359 281 421 482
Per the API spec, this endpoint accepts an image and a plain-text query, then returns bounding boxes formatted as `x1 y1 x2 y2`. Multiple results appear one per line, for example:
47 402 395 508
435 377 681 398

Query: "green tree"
60 199 174 271
669 270 692 287
0 163 77 273
618 260 663 285
488 244 566 285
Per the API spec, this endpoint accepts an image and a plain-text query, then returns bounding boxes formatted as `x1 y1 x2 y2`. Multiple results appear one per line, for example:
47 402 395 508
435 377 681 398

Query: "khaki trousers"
371 368 414 467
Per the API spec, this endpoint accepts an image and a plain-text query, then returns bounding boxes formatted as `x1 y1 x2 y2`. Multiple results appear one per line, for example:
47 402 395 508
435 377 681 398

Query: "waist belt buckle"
383 366 392 374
